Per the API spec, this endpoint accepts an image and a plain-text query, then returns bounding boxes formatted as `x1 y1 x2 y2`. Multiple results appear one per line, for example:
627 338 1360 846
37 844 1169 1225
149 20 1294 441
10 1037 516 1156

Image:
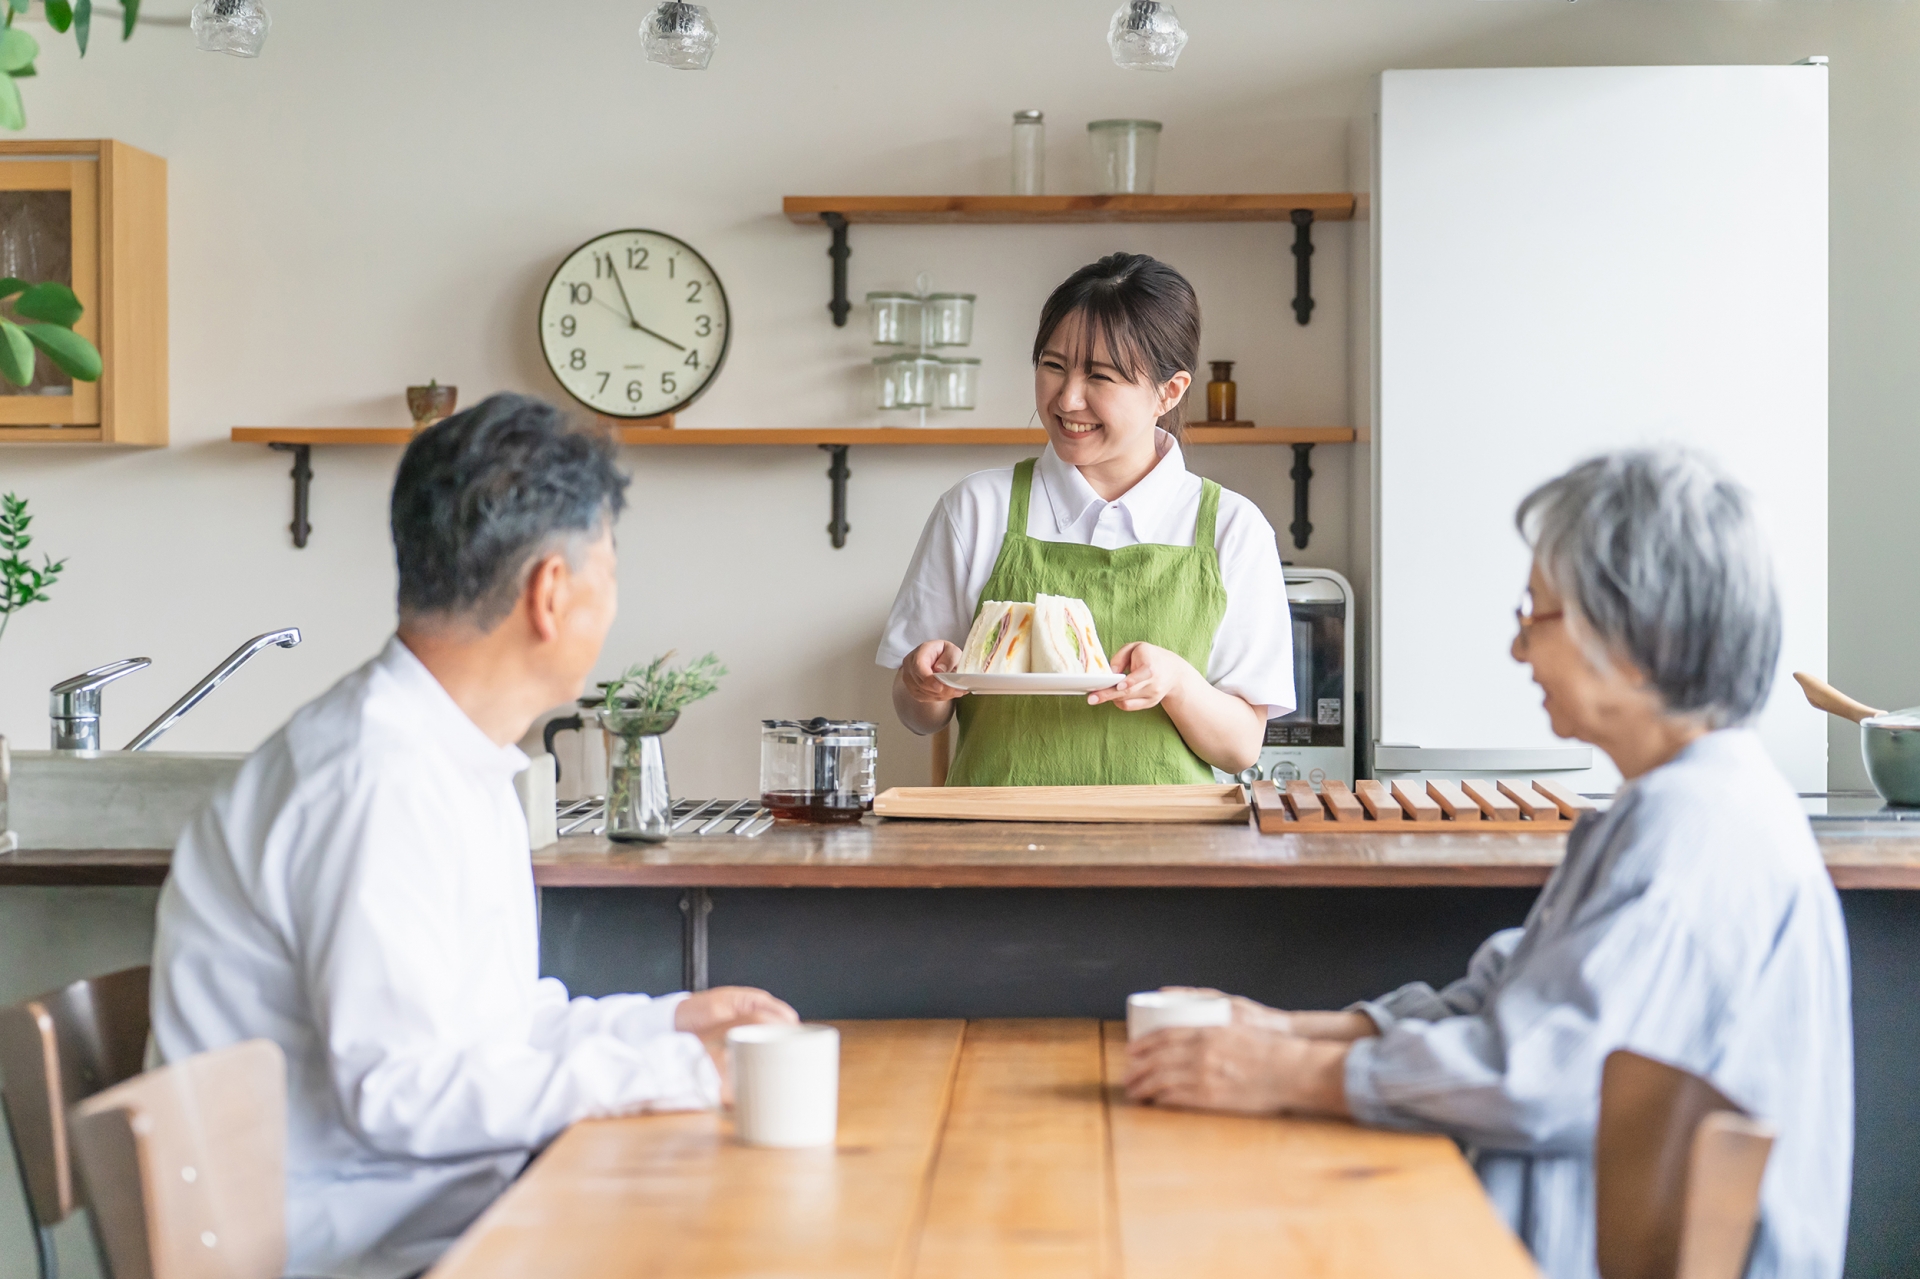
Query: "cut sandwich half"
960 601 1034 673
1032 594 1111 674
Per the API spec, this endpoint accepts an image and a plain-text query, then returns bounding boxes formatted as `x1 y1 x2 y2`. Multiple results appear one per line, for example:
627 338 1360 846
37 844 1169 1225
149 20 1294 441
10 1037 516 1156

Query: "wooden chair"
1596 1049 1777 1279
930 724 952 786
69 1039 286 1279
0 966 152 1279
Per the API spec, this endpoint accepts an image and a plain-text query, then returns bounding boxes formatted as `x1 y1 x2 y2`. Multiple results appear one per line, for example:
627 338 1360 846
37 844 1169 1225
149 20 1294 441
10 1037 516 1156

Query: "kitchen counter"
9 815 1920 888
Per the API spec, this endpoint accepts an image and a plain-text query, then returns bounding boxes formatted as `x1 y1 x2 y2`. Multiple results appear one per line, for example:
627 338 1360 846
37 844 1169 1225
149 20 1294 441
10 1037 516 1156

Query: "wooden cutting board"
873 783 1249 824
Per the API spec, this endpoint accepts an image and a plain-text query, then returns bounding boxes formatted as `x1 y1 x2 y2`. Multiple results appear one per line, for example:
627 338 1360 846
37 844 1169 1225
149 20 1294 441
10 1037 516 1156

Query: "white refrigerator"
1360 64 1830 793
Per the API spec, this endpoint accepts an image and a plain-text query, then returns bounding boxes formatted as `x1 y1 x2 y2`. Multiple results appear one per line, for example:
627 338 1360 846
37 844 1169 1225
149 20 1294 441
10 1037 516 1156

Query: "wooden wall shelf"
233 425 1353 550
784 193 1355 329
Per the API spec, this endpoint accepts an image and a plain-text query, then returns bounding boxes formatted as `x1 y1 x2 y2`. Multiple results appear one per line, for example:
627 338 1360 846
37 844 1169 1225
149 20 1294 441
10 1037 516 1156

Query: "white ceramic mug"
727 1023 840 1148
1126 990 1233 1041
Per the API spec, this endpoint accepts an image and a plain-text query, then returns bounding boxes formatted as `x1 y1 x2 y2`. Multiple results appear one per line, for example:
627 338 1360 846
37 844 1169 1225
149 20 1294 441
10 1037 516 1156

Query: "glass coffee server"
868 273 979 426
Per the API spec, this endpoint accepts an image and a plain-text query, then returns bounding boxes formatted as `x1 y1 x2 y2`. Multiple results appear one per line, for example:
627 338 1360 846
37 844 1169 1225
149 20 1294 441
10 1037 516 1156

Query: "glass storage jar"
867 291 924 346
923 293 976 347
1012 109 1045 195
600 707 677 842
760 719 877 823
1088 119 1162 194
873 353 935 409
933 357 981 410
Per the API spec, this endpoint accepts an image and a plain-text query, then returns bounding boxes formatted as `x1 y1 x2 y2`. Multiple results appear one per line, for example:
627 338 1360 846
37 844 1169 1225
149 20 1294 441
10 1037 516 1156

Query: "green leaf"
0 75 23 133
6 0 25 16
0 278 26 302
12 60 32 76
72 0 88 55
23 323 99 380
46 0 71 32
120 0 135 40
0 26 37 72
15 281 81 325
0 318 35 386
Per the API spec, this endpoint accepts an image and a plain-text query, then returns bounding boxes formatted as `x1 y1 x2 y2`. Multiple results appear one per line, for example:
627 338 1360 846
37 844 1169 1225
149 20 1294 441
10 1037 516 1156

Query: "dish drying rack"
556 797 774 839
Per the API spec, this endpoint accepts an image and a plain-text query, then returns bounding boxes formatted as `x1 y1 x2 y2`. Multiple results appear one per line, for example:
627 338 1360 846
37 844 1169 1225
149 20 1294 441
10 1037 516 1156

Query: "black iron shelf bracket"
1290 209 1316 326
268 442 313 549
822 443 851 547
1289 442 1315 550
679 887 712 991
822 212 852 327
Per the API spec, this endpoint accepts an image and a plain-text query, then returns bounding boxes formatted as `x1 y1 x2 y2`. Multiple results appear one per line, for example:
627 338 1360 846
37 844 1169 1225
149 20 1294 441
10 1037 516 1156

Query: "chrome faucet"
49 628 302 752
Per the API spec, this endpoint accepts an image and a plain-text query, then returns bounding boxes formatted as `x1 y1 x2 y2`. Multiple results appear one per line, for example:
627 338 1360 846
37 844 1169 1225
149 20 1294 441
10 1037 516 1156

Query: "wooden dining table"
428 1019 1539 1279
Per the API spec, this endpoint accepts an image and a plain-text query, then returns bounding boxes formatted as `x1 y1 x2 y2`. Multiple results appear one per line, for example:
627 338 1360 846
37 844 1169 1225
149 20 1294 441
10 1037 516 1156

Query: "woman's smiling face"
1034 310 1189 471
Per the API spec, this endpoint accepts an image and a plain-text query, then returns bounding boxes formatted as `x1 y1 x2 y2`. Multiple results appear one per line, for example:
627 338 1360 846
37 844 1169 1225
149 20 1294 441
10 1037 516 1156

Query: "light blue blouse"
1344 730 1852 1279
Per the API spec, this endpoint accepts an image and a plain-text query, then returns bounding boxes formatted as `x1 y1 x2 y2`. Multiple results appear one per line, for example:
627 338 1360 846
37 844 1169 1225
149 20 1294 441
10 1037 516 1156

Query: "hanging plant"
0 0 142 130
0 278 100 385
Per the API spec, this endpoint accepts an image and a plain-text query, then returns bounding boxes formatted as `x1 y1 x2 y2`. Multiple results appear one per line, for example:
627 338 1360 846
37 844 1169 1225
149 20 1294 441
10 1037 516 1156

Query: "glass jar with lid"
1088 119 1162 194
923 293 976 347
867 291 924 346
760 719 877 823
873 353 936 409
933 357 981 410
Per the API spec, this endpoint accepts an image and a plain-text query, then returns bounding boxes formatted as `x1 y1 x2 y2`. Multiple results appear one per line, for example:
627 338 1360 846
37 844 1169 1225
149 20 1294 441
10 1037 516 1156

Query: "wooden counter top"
428 1019 1536 1279
10 818 1920 889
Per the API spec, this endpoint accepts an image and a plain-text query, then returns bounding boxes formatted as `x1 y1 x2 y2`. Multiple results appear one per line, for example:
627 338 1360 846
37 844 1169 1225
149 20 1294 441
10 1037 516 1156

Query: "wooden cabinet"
0 140 166 445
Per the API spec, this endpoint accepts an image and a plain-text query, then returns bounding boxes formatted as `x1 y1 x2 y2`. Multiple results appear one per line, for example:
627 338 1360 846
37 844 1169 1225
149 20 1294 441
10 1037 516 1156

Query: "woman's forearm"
1161 678 1265 773
892 666 957 737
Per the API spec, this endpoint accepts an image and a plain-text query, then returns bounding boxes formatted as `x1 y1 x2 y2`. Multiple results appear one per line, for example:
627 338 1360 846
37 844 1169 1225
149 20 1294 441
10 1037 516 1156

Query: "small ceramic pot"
407 384 458 429
1862 718 1920 807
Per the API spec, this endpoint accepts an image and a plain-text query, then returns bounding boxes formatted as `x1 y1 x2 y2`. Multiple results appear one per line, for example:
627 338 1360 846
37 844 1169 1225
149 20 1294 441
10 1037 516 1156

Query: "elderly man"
152 395 794 1279
1125 450 1852 1279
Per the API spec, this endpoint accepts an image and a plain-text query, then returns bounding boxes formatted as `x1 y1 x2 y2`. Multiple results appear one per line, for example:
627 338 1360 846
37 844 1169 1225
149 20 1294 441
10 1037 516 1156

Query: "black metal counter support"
1290 209 1316 326
823 213 851 327
268 442 312 549
679 887 712 991
822 443 851 547
1289 442 1314 550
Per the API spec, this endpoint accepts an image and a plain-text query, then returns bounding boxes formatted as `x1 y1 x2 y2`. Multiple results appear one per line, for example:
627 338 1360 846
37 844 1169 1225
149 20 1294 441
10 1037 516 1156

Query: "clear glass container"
1107 1 1188 72
760 719 877 823
867 292 924 346
873 354 935 409
1088 119 1162 194
923 293 976 348
191 0 272 57
600 707 677 842
639 0 719 70
933 357 981 410
1012 110 1045 195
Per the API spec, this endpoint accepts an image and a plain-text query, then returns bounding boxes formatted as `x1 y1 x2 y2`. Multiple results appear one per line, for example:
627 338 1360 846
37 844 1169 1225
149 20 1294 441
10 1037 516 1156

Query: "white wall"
0 0 1913 797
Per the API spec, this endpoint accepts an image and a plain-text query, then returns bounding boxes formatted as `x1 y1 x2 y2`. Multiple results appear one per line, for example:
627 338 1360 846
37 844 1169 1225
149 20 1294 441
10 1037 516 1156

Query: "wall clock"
539 229 731 419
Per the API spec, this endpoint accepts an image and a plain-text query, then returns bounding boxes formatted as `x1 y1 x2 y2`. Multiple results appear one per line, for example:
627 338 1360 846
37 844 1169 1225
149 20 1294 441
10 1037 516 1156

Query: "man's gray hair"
1515 449 1781 728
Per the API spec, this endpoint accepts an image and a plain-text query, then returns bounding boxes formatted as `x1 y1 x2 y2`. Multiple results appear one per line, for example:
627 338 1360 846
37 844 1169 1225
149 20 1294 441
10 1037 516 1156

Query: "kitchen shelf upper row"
230 426 1357 448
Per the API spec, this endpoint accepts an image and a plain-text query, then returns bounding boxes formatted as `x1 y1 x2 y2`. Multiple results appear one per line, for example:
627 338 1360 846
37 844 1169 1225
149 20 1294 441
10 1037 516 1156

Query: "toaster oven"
1247 568 1355 786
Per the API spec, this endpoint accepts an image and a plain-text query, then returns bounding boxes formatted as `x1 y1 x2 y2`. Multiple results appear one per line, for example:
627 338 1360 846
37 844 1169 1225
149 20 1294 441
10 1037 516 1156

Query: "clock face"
539 229 730 419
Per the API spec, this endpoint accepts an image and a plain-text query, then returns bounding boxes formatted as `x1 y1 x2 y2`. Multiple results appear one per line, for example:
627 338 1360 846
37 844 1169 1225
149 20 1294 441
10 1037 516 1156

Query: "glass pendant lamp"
190 0 270 57
1107 0 1187 72
641 1 719 70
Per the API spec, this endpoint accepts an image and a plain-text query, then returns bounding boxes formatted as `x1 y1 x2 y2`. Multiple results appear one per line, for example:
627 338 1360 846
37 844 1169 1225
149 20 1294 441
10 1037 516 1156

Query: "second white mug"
727 1023 840 1148
1126 989 1232 1041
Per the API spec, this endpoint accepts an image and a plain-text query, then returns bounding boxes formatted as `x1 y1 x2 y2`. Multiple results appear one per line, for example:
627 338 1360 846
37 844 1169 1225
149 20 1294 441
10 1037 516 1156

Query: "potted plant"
597 651 725 842
0 491 64 647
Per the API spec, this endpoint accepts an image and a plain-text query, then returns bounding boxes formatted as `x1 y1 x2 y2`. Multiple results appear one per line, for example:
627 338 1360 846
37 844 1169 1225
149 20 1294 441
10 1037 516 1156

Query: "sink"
5 750 246 851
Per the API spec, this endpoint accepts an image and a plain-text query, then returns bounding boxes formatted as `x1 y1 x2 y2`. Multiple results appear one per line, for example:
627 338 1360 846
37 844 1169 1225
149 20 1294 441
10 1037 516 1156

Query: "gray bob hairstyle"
1515 449 1781 728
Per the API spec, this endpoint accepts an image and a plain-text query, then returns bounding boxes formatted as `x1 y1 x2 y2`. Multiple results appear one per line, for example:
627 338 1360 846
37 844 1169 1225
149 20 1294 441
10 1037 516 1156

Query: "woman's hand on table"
676 986 799 1104
1088 643 1200 712
1123 1024 1353 1118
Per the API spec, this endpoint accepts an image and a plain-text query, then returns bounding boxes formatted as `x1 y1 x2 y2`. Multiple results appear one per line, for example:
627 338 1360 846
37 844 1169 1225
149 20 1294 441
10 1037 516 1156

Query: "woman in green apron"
876 253 1297 785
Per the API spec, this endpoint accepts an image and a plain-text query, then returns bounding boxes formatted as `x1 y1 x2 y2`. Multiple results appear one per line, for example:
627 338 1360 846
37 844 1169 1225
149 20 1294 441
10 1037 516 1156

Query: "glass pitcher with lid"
760 719 877 823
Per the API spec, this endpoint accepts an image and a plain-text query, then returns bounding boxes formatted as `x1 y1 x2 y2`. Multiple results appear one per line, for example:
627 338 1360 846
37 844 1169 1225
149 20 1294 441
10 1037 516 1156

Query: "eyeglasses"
1514 587 1566 635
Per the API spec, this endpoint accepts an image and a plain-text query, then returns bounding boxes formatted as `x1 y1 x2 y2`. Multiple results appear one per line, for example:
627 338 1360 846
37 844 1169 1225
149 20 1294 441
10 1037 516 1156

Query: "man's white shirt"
151 636 717 1279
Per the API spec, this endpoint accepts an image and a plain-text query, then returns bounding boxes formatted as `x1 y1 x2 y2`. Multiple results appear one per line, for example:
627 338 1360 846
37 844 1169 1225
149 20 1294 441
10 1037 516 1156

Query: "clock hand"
630 322 687 353
607 263 689 351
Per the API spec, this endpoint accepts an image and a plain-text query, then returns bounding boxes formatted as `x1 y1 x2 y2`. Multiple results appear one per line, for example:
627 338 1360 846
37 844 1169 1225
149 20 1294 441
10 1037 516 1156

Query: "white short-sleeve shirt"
876 432 1296 717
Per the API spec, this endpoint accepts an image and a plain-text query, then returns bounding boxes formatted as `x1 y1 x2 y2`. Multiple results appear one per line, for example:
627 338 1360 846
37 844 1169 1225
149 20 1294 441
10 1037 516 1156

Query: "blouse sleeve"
1206 495 1296 715
1349 927 1525 1032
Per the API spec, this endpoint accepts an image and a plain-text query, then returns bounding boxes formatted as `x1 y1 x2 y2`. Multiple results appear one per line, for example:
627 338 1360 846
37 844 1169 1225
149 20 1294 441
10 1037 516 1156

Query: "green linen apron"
947 457 1229 787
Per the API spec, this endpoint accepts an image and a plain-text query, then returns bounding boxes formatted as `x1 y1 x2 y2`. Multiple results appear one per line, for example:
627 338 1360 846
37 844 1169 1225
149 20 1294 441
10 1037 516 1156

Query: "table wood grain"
8 821 1920 889
428 1019 1537 1279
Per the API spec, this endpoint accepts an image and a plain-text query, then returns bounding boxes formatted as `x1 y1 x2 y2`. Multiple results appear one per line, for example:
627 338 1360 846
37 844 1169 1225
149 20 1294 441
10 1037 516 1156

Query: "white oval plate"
937 672 1125 696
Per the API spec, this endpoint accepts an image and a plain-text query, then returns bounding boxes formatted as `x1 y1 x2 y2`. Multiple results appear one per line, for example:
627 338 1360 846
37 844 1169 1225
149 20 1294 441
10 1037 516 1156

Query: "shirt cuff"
1345 999 1401 1035
611 990 690 1044
1342 1034 1394 1127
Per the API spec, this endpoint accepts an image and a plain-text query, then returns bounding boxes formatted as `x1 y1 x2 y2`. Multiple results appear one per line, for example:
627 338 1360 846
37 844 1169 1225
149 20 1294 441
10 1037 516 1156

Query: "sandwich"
1032 594 1111 674
959 601 1034 673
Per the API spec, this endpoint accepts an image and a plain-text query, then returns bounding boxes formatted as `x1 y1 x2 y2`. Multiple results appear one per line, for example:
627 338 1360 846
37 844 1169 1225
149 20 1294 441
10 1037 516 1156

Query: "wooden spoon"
1793 671 1887 724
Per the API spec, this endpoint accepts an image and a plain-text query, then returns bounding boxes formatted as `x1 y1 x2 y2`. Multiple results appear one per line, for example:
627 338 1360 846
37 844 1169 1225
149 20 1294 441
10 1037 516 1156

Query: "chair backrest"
0 966 152 1226
1596 1049 1777 1279
69 1039 287 1279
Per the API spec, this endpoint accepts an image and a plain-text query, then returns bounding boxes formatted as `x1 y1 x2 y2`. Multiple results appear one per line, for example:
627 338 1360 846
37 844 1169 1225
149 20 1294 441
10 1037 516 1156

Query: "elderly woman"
1125 450 1853 1279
